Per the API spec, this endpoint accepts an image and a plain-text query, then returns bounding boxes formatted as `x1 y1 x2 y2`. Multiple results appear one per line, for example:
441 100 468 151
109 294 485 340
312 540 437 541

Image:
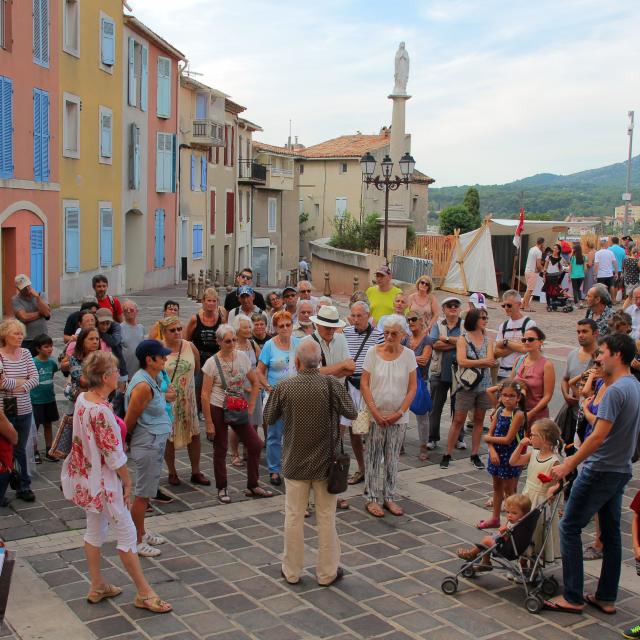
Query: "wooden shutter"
154 209 165 268
231 126 235 166
65 207 80 272
100 207 113 267
155 132 164 191
127 38 136 106
140 44 148 111
226 192 234 234
0 76 12 178
210 190 216 235
129 123 140 189
29 225 44 292
190 153 195 191
246 191 251 223
100 17 115 65
33 0 49 66
100 110 112 158
223 125 228 166
200 155 206 191
192 224 203 259
33 89 48 182
157 57 171 118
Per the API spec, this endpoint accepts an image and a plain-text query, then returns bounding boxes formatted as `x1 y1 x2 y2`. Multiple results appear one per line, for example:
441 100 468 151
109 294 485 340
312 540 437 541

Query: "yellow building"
59 0 124 302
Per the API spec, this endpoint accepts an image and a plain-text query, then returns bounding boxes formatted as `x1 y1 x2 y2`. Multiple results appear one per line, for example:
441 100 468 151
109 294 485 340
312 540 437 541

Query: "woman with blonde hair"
159 316 209 488
61 351 172 613
0 319 39 502
408 276 440 333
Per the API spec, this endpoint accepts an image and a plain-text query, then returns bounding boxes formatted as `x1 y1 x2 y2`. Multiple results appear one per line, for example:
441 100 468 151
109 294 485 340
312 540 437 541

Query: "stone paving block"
235 524 275 539
197 580 239 600
342 550 375 568
384 554 429 574
159 555 203 573
257 535 284 554
568 622 622 640
354 518 397 537
179 541 217 555
358 541 400 559
229 607 280 632
281 608 345 638
424 530 465 546
66 597 118 622
437 605 508 636
398 519 437 537
137 613 188 638
41 566 83 586
87 615 136 639
364 594 414 618
147 578 195 600
224 517 259 529
234 575 287 599
52 579 91 600
163 528 204 544
261 593 306 615
256 625 309 640
386 577 429 598
413 510 451 524
483 601 542 630
171 566 216 585
407 543 453 563
301 587 366 620
210 593 257 614
213 561 258 582
343 613 395 638
119 602 159 621
28 552 68 573
394 498 429 514
229 546 277 567
523 623 582 639
358 563 404 584
393 610 440 633
213 533 253 551
198 550 237 567
426 478 467 494
254 511 285 528
182 609 234 636
380 531 423 550
333 575 385 600
411 590 457 612
166 596 211 617
204 631 251 640
418 626 471 639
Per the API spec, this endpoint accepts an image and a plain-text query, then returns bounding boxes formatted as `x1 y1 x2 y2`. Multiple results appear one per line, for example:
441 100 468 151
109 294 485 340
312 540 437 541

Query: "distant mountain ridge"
430 155 640 219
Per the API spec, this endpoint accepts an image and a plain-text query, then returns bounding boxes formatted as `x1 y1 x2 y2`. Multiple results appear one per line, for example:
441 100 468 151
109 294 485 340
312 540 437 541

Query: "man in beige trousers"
263 340 357 586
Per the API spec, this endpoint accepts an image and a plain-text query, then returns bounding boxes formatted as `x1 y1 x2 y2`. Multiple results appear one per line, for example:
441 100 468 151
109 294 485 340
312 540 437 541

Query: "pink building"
0 0 60 314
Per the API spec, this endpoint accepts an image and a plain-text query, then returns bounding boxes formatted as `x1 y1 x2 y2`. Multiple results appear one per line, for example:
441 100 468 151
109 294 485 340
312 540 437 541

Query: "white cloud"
128 0 640 185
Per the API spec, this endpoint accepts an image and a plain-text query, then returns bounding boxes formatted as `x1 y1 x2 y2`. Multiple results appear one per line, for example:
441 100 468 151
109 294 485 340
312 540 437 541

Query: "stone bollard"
353 274 359 293
223 271 230 287
196 274 205 302
323 270 331 297
188 274 195 299
207 268 213 283
291 269 298 287
256 271 261 287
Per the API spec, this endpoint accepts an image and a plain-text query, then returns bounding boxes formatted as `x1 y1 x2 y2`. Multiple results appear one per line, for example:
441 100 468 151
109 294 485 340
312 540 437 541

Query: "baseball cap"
469 292 487 310
15 274 31 290
238 285 254 296
282 286 297 296
375 265 392 276
441 296 462 307
135 339 172 361
95 308 113 322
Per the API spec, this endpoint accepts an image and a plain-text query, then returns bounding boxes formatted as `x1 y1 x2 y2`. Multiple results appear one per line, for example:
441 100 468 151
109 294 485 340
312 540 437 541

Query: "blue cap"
238 285 254 296
135 339 172 361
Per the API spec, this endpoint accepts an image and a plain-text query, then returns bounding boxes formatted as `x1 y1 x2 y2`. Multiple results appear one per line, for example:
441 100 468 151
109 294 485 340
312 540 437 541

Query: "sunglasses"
407 316 420 323
419 281 430 286
501 303 514 309
277 322 293 329
167 326 182 333
479 315 489 320
521 337 538 343
240 274 252 279
222 338 237 344
444 303 460 309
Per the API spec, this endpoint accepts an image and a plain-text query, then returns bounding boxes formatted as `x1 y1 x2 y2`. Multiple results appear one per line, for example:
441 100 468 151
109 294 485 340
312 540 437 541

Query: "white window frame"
335 197 347 220
339 162 348 174
98 201 113 268
62 199 81 276
62 0 80 58
62 92 80 159
267 197 277 233
98 105 113 164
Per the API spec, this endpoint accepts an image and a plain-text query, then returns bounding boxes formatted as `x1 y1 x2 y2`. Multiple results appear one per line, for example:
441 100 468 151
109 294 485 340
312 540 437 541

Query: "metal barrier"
391 255 434 285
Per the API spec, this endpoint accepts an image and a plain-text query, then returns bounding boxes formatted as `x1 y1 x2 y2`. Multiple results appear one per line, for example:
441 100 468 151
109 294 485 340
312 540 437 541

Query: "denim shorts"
128 429 169 498
455 389 492 412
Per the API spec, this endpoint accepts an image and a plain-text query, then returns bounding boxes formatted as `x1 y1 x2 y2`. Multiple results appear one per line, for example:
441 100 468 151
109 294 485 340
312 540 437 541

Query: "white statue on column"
393 42 410 95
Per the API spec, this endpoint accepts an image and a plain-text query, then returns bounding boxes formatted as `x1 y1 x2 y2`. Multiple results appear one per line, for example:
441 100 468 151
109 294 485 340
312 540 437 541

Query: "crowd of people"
0 247 639 634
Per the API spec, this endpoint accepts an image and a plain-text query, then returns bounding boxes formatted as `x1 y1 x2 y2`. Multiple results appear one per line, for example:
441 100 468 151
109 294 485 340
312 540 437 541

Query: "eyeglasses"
419 281 430 286
407 316 420 323
167 326 182 333
223 337 237 344
479 315 489 320
501 303 514 309
277 322 292 329
521 337 539 343
240 274 252 280
299 289 311 293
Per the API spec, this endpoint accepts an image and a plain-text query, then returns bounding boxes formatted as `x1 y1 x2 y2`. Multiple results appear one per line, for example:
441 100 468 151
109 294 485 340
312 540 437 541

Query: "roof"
225 99 246 116
297 134 390 159
180 74 228 98
124 16 185 60
413 168 435 184
253 141 297 157
238 117 263 133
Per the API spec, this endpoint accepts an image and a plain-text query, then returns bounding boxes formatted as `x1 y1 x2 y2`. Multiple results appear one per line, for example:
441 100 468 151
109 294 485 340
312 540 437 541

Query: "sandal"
477 518 500 530
583 545 603 560
87 584 122 604
336 498 350 510
190 472 211 486
231 456 245 468
383 501 404 516
134 593 172 614
348 470 365 485
365 502 384 518
168 474 181 486
218 488 231 504
418 447 428 462
244 486 274 499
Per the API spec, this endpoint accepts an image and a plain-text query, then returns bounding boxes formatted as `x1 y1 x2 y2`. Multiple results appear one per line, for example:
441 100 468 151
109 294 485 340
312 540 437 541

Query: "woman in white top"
360 314 417 518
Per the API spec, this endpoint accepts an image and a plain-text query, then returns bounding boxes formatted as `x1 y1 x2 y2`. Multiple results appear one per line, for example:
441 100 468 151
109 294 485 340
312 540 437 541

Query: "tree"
328 212 380 252
463 187 481 226
439 205 478 235
299 212 315 241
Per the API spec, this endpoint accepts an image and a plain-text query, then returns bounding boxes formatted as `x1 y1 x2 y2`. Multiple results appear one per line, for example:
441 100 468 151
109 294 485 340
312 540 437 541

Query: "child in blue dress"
479 380 526 529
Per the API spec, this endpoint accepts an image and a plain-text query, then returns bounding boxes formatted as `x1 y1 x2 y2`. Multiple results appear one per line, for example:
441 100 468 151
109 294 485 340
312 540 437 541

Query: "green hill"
430 155 640 220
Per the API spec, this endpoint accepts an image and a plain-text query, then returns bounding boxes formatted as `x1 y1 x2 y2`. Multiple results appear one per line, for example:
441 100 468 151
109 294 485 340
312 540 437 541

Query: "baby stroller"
441 485 563 614
544 277 573 313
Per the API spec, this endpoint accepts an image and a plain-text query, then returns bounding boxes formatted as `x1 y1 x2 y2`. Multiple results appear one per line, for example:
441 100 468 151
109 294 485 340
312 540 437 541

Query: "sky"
128 0 640 187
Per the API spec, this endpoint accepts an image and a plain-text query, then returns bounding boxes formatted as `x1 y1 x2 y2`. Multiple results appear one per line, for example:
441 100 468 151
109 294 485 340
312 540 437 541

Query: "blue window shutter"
155 132 164 192
41 91 49 181
157 57 171 118
33 90 42 181
65 207 80 273
201 156 207 191
140 45 148 111
100 208 113 267
33 0 49 66
101 17 115 65
127 38 136 106
190 154 195 191
100 110 112 158
171 134 177 192
0 77 13 179
192 224 203 259
154 209 165 268
129 123 140 189
29 226 44 293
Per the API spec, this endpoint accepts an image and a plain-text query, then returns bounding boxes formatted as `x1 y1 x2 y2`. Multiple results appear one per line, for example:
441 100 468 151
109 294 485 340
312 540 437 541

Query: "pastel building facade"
0 0 61 314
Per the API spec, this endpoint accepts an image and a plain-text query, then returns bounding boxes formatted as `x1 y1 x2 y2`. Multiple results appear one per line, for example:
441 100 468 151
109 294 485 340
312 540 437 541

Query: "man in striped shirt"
343 301 383 485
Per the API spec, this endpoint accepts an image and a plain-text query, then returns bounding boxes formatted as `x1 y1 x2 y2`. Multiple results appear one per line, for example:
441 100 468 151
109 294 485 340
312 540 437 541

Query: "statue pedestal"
378 217 412 254
388 94 412 217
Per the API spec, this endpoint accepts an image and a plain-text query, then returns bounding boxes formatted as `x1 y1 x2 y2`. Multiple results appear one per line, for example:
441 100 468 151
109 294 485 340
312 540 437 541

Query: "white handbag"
351 408 371 435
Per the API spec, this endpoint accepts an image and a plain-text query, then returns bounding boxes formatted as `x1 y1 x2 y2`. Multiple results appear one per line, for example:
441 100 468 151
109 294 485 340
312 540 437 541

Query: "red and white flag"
513 208 525 249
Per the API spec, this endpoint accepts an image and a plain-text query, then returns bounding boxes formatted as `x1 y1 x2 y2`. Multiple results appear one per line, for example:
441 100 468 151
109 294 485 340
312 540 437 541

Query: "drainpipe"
174 60 188 284
177 143 192 282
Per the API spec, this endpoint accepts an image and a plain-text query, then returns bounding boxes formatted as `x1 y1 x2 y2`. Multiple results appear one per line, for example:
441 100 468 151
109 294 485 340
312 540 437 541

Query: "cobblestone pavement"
3 285 639 639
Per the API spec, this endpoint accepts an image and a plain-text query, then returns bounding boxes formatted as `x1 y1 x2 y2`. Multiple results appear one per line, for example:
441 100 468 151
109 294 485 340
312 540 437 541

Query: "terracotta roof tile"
298 134 390 159
253 141 296 156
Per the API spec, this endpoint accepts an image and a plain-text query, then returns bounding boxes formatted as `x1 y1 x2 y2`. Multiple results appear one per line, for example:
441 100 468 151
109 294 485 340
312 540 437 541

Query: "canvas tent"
441 218 569 299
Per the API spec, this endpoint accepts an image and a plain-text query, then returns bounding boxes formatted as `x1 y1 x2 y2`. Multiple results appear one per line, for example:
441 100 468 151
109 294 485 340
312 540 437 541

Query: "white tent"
441 218 569 299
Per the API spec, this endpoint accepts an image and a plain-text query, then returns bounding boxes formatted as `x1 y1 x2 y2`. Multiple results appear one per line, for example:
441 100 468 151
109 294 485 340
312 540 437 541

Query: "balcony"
238 160 267 184
190 119 225 147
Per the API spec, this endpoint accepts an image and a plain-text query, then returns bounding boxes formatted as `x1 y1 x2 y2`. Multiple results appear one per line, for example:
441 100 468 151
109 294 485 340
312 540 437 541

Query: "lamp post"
622 111 635 236
360 151 416 264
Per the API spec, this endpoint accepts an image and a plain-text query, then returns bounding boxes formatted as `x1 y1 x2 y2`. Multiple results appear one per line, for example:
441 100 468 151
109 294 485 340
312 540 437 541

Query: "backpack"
500 317 532 341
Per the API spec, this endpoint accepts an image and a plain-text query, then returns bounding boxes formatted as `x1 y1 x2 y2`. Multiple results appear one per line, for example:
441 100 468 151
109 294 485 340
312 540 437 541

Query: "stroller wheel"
546 306 552 312
461 566 475 579
441 577 458 595
563 306 572 313
540 576 559 596
525 595 544 614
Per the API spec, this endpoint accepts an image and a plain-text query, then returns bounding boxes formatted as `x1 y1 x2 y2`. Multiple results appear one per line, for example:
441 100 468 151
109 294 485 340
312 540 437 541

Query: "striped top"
343 324 384 375
0 348 39 415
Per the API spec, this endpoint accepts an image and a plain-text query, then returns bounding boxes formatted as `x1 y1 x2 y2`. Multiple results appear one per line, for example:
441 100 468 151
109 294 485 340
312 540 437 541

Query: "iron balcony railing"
238 159 267 182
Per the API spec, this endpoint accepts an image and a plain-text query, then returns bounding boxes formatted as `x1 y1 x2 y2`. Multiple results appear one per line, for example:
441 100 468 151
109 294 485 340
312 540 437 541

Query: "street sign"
622 192 632 201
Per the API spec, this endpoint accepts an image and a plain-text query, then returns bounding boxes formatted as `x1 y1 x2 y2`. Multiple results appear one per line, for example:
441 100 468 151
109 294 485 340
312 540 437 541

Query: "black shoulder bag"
326 378 350 494
346 326 372 390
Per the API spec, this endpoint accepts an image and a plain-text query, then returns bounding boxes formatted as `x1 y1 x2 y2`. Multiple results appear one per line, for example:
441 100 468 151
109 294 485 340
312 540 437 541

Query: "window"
195 93 207 119
268 197 277 232
0 75 13 179
225 192 234 234
128 123 140 189
210 190 216 235
192 224 203 259
62 93 80 158
200 155 207 191
33 88 49 182
223 125 234 167
100 15 115 66
63 0 79 57
99 106 112 162
157 56 171 118
314 203 320 217
339 162 348 174
335 197 347 220
155 132 175 192
154 209 165 267
140 45 148 111
299 164 304 175
190 153 195 191
299 199 304 215
99 206 113 267
33 0 49 67
1 0 12 51
64 205 80 272
127 39 148 110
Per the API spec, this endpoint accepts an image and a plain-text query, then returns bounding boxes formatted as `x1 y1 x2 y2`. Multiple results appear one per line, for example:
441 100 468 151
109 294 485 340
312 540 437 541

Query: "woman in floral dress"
61 351 171 613
159 316 209 487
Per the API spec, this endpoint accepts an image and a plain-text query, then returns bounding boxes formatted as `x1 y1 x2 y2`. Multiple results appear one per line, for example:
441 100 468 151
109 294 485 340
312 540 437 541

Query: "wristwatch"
502 339 509 347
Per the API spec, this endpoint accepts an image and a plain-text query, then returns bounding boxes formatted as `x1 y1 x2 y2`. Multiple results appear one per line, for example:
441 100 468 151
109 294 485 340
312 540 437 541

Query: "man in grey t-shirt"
121 300 146 380
549 333 640 615
11 274 50 350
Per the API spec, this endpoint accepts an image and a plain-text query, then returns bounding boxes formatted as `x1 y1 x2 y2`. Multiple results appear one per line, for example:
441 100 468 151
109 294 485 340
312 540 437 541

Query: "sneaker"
152 489 174 504
137 542 161 557
16 489 35 502
34 451 42 465
426 441 436 450
623 624 640 639
470 454 484 470
440 454 451 469
142 531 167 546
44 453 59 462
455 440 467 450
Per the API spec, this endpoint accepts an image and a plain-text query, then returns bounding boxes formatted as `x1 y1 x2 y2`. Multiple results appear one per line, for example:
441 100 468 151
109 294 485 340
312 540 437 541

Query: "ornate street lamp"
360 150 416 263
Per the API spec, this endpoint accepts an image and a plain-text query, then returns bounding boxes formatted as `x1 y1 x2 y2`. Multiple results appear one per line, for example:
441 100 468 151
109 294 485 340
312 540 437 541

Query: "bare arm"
201 372 215 437
245 369 259 416
256 361 270 391
486 411 523 446
319 358 356 378
184 315 197 341
0 412 17 445
189 341 201 374
633 513 640 561
509 437 532 467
